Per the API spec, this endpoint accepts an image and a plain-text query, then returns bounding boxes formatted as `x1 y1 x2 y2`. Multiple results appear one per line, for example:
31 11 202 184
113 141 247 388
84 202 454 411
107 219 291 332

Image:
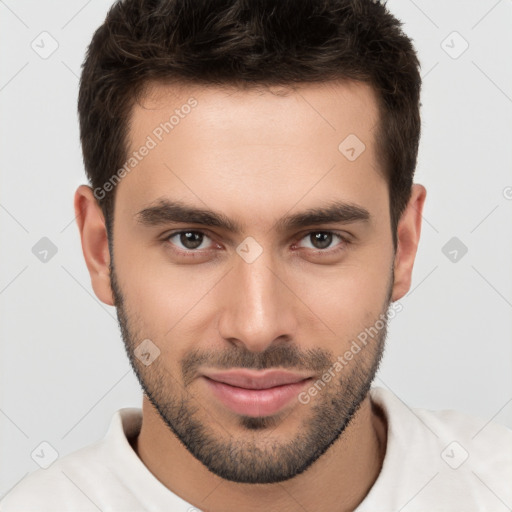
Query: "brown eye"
297 231 346 251
309 232 333 249
166 231 212 251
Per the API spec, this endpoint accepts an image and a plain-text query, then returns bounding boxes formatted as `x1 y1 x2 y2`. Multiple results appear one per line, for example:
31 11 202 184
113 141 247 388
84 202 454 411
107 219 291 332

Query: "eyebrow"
135 198 370 233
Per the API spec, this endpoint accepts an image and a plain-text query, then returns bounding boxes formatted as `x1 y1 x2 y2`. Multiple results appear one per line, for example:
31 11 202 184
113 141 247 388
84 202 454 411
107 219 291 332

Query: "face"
108 80 397 483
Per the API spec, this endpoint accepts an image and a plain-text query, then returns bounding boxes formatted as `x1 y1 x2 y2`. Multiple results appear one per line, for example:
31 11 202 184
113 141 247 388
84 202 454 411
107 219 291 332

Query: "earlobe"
74 185 115 306
391 184 427 302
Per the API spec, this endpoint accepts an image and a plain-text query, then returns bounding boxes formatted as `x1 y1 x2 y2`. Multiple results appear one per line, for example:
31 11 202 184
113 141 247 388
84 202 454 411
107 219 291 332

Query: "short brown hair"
78 0 421 249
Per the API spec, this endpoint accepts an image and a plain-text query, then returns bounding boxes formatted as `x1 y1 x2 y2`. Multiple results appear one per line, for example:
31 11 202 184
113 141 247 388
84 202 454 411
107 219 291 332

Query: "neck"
130 393 387 512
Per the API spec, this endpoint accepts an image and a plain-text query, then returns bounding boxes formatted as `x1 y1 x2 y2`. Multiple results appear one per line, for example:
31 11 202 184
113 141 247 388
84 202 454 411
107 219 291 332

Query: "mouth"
201 369 314 417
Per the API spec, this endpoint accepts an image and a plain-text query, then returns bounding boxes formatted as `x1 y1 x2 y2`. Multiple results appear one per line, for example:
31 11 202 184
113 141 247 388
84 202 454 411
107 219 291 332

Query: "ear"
391 184 427 301
74 185 114 306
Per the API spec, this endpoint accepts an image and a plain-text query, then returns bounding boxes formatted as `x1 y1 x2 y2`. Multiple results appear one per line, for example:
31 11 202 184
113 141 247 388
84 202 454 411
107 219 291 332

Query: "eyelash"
163 230 351 258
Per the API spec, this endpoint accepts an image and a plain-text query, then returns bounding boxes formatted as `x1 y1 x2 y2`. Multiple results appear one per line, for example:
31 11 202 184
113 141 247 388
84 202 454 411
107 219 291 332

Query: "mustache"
181 344 333 386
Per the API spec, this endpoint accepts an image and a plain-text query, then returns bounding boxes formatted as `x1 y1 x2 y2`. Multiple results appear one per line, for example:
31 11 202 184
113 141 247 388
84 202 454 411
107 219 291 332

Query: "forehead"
133 79 379 141
116 79 385 225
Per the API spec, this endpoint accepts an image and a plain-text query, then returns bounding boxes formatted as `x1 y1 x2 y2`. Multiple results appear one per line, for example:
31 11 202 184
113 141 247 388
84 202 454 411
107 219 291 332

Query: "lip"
202 369 313 389
201 369 313 417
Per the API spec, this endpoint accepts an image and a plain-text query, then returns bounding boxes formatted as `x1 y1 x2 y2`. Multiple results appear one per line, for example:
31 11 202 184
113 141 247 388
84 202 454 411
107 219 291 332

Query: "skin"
75 79 426 512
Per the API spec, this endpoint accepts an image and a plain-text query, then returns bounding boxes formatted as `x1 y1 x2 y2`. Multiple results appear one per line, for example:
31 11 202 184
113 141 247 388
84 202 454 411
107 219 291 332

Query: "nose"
216 248 298 353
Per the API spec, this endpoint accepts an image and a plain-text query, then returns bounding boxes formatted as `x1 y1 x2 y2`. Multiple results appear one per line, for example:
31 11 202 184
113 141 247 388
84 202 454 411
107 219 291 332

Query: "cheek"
115 245 223 352
296 256 392 343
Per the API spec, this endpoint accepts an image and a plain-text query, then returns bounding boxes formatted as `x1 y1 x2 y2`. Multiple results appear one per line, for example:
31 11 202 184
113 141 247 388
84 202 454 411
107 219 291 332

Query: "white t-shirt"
1 386 511 512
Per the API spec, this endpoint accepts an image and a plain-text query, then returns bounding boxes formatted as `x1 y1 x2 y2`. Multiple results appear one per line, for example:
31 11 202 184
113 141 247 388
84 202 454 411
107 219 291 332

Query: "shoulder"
0 408 143 512
360 387 512 511
1 442 110 511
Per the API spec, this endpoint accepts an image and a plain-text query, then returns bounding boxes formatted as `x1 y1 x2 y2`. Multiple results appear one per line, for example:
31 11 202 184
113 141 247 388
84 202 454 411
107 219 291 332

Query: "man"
2 0 510 510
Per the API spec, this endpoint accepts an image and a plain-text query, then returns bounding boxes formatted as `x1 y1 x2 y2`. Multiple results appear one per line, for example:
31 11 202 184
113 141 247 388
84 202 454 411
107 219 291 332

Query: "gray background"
1 0 511 497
